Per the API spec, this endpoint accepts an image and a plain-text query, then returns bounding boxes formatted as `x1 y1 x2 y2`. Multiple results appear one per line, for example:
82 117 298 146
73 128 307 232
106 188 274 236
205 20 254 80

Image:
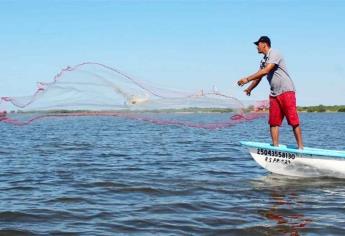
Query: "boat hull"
241 142 345 178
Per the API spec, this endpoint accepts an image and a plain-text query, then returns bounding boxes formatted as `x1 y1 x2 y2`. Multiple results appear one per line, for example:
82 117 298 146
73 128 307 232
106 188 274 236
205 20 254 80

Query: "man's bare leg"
270 126 279 146
293 125 304 149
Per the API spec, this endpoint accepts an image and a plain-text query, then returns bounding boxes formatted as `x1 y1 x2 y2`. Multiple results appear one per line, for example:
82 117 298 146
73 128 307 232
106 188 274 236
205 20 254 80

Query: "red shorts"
269 91 300 127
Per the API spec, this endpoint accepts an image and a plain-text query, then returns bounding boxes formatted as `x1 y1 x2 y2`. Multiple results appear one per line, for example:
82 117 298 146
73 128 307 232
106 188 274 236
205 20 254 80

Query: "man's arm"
244 78 262 96
237 63 276 86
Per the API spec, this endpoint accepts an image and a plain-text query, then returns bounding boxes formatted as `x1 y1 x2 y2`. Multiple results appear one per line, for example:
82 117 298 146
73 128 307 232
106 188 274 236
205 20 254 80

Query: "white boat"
240 141 345 178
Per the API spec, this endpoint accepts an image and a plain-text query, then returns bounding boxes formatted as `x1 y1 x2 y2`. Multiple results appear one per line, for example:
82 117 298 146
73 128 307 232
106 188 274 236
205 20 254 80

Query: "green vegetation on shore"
298 105 345 113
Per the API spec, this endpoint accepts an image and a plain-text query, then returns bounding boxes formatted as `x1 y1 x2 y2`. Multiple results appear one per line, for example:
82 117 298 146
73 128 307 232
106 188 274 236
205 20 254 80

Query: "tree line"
298 105 345 112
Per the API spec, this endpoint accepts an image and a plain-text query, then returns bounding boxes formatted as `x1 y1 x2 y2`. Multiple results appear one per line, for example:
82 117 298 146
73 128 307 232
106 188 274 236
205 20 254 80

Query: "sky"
0 0 344 106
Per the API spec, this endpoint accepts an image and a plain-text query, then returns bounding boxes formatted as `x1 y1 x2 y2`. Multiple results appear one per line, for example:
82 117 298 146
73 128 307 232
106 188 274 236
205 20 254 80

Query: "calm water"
1 113 345 235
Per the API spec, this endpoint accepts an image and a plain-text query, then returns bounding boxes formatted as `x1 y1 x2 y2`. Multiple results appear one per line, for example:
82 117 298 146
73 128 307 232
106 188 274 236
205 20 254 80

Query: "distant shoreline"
297 105 345 113
4 105 345 114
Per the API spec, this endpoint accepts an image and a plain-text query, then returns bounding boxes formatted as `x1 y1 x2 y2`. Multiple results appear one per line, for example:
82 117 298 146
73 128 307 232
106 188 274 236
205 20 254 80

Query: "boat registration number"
257 148 296 165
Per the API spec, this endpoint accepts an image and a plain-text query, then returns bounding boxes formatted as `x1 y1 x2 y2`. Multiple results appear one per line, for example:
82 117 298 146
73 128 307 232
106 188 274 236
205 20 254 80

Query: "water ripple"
0 113 344 234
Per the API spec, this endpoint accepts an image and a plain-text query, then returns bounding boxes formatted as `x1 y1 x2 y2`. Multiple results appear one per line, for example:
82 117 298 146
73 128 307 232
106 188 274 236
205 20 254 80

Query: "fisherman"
237 36 304 149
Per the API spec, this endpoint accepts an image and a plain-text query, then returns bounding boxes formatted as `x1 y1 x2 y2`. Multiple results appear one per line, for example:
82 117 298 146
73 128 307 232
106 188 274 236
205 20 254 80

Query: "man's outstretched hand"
238 78 252 95
237 77 249 86
244 89 251 96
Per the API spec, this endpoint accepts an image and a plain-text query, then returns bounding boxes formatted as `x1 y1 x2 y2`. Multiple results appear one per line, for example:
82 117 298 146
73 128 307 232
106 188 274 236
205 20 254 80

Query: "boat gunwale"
240 141 345 159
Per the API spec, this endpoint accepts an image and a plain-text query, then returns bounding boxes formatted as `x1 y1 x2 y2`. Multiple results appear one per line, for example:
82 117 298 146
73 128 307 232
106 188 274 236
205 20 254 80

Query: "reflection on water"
260 190 312 235
252 174 345 236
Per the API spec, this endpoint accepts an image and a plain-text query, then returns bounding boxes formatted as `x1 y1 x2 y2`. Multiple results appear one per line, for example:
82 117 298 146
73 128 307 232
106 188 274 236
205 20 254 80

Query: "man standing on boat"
237 36 304 149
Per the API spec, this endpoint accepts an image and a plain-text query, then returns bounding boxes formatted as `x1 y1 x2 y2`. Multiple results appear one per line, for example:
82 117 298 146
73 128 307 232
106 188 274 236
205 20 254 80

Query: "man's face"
256 42 265 54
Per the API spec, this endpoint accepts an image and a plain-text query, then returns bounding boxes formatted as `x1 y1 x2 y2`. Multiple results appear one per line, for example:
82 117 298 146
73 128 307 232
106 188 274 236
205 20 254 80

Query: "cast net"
0 62 268 128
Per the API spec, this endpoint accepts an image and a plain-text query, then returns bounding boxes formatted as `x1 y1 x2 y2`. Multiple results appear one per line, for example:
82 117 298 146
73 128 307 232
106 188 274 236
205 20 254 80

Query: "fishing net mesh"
0 62 268 128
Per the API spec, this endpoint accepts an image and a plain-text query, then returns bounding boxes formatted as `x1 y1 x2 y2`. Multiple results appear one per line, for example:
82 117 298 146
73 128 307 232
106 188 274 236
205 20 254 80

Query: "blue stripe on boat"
240 141 345 159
